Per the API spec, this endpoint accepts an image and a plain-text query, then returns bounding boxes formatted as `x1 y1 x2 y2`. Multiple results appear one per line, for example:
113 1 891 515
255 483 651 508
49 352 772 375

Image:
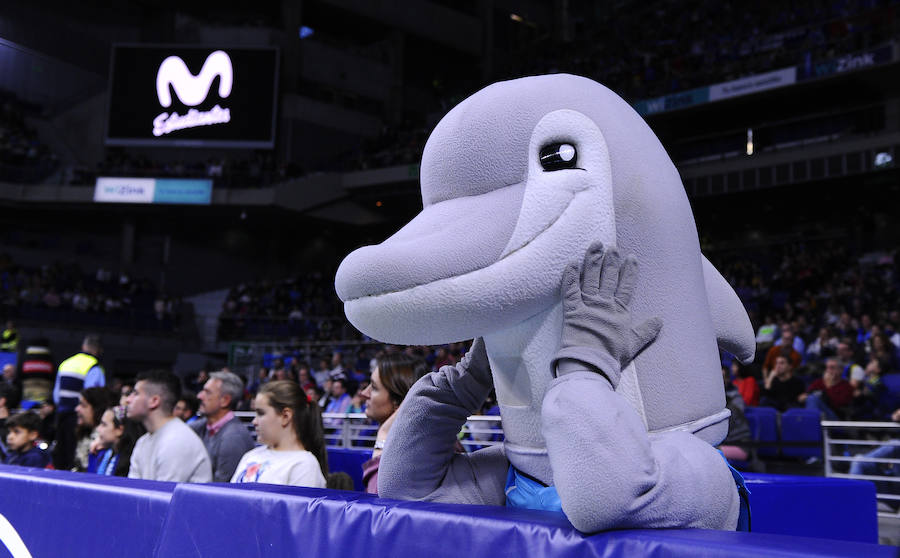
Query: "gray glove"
552 242 663 388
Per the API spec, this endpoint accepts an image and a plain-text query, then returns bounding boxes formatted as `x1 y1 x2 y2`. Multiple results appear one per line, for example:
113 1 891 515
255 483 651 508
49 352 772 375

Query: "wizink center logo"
153 50 233 137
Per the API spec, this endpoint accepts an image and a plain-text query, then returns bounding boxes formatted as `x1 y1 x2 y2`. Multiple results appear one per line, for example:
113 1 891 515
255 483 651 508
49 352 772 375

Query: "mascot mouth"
335 181 580 304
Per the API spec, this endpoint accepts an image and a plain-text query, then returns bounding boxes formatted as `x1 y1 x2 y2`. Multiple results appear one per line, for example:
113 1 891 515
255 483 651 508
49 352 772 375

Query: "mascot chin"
335 74 754 532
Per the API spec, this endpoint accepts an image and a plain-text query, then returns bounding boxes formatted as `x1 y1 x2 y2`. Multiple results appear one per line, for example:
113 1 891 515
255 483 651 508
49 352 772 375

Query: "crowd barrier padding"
743 473 877 543
0 465 174 557
0 465 891 557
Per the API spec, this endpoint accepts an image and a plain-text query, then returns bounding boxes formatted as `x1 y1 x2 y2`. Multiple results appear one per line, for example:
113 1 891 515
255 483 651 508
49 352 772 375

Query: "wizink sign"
106 45 278 148
94 177 213 205
153 50 233 136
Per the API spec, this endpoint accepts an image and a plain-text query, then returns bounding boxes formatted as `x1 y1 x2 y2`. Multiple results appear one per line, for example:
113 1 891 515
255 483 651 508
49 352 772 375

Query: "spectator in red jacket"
731 361 759 407
799 358 853 420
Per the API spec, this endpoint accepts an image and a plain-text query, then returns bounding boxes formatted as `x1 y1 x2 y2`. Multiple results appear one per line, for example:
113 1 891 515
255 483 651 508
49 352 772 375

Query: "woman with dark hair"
359 352 427 494
91 405 146 476
231 380 328 487
74 387 112 471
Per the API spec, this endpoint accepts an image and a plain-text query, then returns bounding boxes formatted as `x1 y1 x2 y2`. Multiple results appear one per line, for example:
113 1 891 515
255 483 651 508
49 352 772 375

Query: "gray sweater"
191 415 256 482
378 342 740 532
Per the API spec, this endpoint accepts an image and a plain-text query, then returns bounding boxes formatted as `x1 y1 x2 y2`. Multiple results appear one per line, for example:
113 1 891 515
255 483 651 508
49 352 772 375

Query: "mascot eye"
539 143 578 171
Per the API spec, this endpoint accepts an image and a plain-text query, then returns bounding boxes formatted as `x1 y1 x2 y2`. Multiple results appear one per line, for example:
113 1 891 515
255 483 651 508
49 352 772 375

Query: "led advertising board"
94 177 213 205
106 45 278 148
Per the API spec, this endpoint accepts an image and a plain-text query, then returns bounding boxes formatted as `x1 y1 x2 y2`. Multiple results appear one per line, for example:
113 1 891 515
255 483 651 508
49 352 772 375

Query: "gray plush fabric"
378 339 508 505
380 343 739 532
338 74 753 532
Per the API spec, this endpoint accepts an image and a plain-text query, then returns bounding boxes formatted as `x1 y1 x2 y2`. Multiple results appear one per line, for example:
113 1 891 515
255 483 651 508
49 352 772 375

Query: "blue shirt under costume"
504 455 751 532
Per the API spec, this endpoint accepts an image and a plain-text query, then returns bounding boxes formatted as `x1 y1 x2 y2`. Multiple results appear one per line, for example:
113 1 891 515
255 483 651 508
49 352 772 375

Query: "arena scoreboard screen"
106 45 279 148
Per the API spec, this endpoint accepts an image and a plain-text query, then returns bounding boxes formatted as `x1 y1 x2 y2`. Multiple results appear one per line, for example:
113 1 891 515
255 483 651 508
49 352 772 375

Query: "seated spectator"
755 316 777 351
774 322 806 362
231 381 327 488
0 382 12 442
126 369 212 483
74 387 112 472
760 355 805 412
348 380 368 414
799 358 854 421
118 382 134 408
849 408 900 497
91 405 146 476
325 377 352 416
762 328 803 378
851 357 889 421
869 333 898 373
731 361 759 407
837 340 866 392
719 367 752 464
192 371 255 482
19 339 53 407
296 364 316 393
806 327 838 363
174 393 199 423
313 359 330 388
358 353 427 494
4 411 49 468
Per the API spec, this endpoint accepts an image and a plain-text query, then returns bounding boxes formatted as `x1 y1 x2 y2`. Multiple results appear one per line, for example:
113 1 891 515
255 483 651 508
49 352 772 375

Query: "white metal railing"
235 411 505 452
823 420 900 518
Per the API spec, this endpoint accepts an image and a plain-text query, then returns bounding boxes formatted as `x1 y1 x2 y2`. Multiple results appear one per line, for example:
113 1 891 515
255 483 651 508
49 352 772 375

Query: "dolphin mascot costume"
335 74 755 532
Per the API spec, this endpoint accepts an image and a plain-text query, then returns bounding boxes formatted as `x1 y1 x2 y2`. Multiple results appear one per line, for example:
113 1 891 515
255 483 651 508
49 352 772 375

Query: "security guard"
1 320 17 352
52 334 106 470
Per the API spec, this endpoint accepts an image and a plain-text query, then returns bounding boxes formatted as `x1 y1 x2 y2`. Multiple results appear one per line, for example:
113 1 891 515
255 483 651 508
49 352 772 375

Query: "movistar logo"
156 50 233 108
152 50 233 136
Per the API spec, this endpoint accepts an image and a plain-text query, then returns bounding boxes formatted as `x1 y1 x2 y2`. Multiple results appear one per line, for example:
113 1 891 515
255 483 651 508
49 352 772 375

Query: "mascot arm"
542 371 740 532
378 338 508 505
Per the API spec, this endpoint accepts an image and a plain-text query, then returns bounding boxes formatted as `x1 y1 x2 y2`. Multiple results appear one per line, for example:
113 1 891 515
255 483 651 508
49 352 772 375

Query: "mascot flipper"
335 74 755 532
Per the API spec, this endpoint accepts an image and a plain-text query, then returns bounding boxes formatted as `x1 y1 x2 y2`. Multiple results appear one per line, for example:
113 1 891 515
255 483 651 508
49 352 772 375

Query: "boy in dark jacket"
5 411 50 468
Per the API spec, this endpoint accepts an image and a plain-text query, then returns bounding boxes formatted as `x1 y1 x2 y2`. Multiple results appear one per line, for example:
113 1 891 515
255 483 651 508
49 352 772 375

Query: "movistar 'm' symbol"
156 50 233 108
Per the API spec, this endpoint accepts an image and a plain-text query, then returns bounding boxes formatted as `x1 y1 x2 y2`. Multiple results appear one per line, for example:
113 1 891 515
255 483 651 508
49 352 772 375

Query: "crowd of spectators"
498 0 899 102
218 273 354 342
0 91 58 184
65 149 303 188
0 256 182 332
708 240 900 424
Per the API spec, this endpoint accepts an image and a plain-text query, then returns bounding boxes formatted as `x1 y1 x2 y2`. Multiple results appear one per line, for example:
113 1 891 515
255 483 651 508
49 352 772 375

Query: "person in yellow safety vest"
1 320 18 352
52 334 106 470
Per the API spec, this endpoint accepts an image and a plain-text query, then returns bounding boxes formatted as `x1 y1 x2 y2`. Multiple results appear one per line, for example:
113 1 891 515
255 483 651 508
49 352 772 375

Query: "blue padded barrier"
152 480 893 558
0 465 174 557
326 447 370 491
780 408 824 459
744 473 877 543
0 466 889 557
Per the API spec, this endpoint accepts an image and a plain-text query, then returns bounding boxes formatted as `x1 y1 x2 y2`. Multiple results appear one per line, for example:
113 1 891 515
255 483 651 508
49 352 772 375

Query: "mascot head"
335 74 753 448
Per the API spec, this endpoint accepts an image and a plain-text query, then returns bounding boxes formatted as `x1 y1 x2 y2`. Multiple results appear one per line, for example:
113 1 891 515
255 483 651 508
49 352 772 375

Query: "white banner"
708 67 796 102
94 177 156 203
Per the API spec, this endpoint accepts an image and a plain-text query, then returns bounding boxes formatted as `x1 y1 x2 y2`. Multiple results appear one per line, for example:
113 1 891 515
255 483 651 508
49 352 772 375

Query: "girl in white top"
231 380 328 488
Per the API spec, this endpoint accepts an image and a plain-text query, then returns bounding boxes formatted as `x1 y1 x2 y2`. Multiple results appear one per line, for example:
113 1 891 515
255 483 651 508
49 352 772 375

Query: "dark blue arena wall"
0 460 888 558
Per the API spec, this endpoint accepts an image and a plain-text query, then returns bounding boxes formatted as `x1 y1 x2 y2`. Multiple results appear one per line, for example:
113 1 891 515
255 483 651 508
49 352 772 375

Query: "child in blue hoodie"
5 411 50 468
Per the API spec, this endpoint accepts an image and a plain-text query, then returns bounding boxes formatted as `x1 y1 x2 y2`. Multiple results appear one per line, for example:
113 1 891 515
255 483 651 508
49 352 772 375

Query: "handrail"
822 420 900 518
235 411 505 452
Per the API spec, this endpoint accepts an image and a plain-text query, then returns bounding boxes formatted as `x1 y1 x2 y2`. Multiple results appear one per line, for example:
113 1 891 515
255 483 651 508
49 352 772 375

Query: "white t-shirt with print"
231 445 326 488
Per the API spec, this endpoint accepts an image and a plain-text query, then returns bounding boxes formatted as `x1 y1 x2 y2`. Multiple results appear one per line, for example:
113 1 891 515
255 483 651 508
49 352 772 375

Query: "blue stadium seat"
745 406 779 458
780 408 823 459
